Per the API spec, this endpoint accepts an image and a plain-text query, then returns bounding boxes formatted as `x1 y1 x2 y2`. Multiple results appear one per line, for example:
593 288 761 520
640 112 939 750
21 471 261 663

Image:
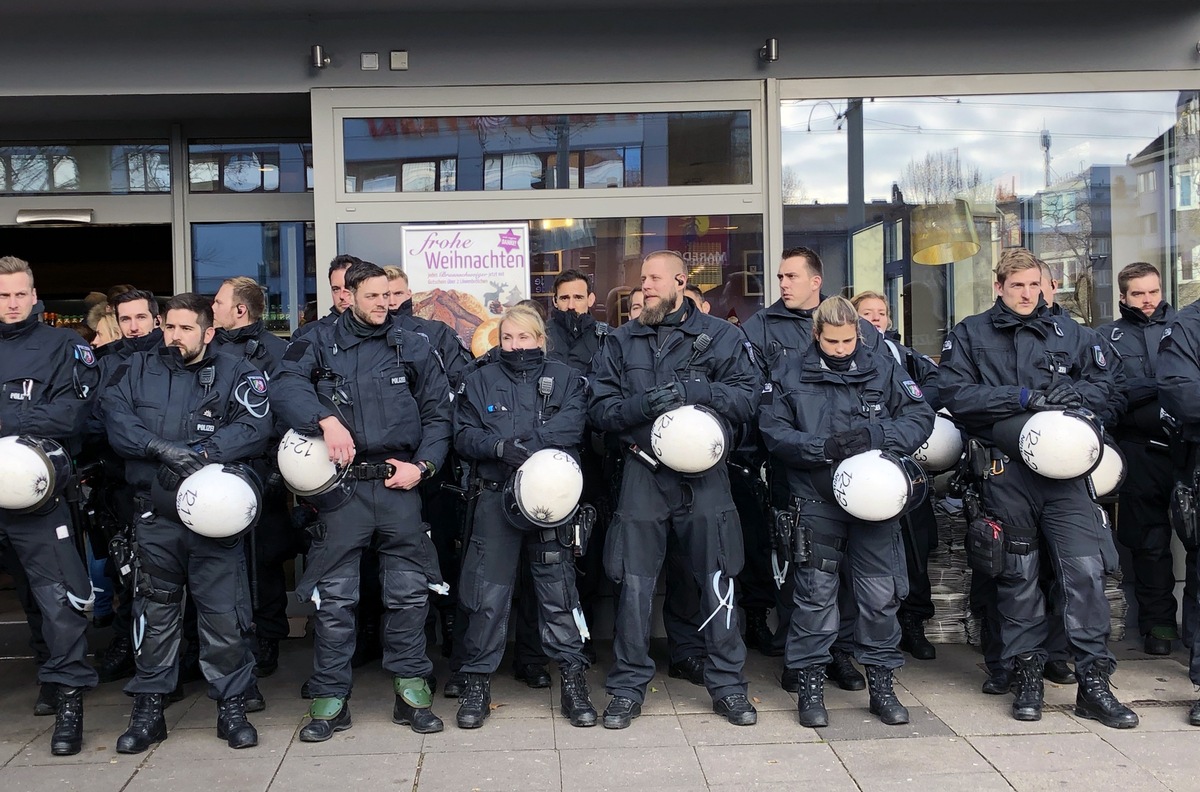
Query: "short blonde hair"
812 295 860 340
383 266 407 284
995 248 1044 286
499 304 547 350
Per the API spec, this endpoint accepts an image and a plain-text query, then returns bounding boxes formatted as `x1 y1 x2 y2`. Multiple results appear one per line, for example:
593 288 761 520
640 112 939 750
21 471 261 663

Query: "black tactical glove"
146 438 205 478
823 428 872 461
495 438 532 468
641 383 685 418
1044 380 1084 408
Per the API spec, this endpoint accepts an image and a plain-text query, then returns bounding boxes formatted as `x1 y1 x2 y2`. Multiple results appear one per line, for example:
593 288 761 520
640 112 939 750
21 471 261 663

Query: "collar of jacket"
988 296 1052 337
551 307 595 339
764 297 821 322
1118 298 1172 326
798 341 876 382
333 309 391 349
156 344 217 373
627 304 705 337
215 321 264 346
0 301 45 339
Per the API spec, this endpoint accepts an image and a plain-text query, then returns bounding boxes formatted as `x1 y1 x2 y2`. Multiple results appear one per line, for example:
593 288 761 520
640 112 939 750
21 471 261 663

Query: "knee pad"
381 567 428 610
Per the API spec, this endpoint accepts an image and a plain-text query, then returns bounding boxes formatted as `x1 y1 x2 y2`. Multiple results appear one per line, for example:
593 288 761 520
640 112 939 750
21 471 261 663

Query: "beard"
170 340 205 364
639 287 679 326
352 303 385 326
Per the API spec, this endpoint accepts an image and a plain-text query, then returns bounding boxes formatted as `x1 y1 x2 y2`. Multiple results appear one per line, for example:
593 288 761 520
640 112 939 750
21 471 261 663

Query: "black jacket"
878 332 942 413
273 313 451 467
1157 299 1200 441
391 299 473 390
454 351 586 482
0 305 99 451
588 305 760 454
1099 300 1173 438
291 307 339 342
741 297 881 378
212 321 288 377
939 298 1116 438
758 341 934 502
102 346 272 495
546 308 609 377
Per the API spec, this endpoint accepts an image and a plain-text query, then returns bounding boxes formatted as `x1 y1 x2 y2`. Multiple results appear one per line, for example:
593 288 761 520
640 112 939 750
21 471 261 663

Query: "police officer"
853 290 942 661
452 304 597 729
939 248 1137 728
590 250 760 729
292 255 357 341
103 293 272 752
759 295 934 727
210 276 291 677
741 248 877 689
274 261 451 739
1099 263 1179 655
1157 291 1200 725
0 255 100 756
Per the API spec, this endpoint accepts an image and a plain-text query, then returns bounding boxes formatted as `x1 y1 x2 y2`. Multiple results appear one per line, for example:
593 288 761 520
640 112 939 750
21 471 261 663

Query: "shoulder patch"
1092 344 1108 369
245 374 268 395
74 344 96 367
106 361 131 389
902 379 924 400
282 340 309 362
941 338 953 352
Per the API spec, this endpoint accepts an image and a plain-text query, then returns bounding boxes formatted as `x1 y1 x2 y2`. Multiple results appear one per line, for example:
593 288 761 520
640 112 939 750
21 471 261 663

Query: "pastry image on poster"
401 223 531 352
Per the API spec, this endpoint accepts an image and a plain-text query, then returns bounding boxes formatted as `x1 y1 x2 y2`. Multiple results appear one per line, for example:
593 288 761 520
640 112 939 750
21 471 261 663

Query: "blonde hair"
812 295 860 340
0 255 34 287
995 248 1044 286
499 304 547 349
92 312 121 346
851 290 891 329
383 266 407 284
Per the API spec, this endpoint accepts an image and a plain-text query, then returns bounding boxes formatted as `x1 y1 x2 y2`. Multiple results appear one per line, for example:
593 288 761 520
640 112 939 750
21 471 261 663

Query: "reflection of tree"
0 144 169 193
1176 93 1200 306
1035 171 1100 325
899 148 984 205
781 166 807 204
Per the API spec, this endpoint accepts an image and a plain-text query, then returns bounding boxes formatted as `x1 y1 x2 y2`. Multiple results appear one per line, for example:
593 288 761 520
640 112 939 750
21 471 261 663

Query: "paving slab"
967 732 1137 774
854 774 1017 792
695 742 859 788
269 753 421 790
0 761 138 792
831 736 994 778
1003 765 1171 792
126 756 282 792
677 709 819 746
418 749 561 792
552 712 688 750
813 706 955 741
559 745 707 791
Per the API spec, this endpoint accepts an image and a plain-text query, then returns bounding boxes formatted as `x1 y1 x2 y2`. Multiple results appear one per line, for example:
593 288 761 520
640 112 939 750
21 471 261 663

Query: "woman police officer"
758 296 934 728
451 305 598 730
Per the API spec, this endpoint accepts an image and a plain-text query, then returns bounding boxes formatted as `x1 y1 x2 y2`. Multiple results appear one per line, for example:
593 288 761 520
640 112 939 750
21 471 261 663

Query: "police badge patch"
74 344 96 367
1092 344 1107 368
941 338 953 352
902 380 924 400
246 374 268 395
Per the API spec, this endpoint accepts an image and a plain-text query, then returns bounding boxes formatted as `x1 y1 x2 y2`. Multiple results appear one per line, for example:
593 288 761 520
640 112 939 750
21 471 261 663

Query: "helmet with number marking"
912 414 964 473
650 405 729 474
828 450 929 522
0 436 73 515
175 463 262 539
503 449 583 531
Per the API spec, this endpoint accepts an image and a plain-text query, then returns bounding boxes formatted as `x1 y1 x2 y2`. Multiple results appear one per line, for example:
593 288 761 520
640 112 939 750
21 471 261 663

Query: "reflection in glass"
0 143 170 194
337 214 764 329
188 141 312 193
342 111 751 193
191 221 316 333
783 91 1195 355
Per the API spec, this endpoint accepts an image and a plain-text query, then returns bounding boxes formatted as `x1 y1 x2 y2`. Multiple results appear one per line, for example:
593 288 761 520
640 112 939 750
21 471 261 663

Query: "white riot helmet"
1005 409 1103 480
650 405 728 474
912 415 965 473
0 436 73 514
504 449 584 531
829 450 929 522
276 430 355 511
175 463 262 539
1089 438 1127 498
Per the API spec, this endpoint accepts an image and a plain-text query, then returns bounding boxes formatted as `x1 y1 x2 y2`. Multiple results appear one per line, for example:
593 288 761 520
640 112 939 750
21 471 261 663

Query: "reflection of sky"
782 92 1180 204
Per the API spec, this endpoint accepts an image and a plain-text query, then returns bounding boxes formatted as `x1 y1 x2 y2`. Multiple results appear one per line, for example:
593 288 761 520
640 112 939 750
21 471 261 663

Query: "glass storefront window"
782 91 1196 357
0 143 171 194
191 222 316 333
341 111 751 193
335 214 763 338
188 141 313 193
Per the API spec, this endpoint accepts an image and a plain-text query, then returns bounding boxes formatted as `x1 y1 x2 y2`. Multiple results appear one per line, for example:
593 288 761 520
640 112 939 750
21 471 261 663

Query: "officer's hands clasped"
823 427 874 461
1024 380 1084 411
641 382 685 417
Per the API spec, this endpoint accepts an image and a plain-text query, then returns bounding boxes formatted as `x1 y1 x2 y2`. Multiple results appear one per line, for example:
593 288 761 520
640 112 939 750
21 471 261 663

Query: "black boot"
826 650 866 691
50 687 84 756
982 667 1014 695
96 634 136 683
743 608 778 656
1075 662 1139 729
1043 659 1076 685
439 610 455 659
216 694 259 749
796 666 828 728
780 667 800 693
1011 653 1044 722
254 636 279 678
865 666 909 725
456 674 491 729
602 696 641 729
514 663 551 689
560 667 597 727
244 679 266 713
392 676 444 734
1189 699 1200 727
713 693 758 726
898 612 936 660
443 671 467 699
667 656 706 686
34 682 58 716
116 693 168 754
299 698 352 742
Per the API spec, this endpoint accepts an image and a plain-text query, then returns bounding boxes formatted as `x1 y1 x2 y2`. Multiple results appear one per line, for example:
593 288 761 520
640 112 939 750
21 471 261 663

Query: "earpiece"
675 275 685 286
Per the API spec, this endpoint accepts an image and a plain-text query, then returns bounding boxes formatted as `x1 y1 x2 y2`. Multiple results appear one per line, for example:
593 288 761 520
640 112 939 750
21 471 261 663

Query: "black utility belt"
345 462 396 481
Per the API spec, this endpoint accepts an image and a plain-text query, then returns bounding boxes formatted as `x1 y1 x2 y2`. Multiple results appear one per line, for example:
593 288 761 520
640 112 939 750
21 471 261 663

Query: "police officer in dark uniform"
89 289 165 686
854 290 943 662
291 255 358 341
1099 263 1180 655
0 256 101 756
103 292 273 752
274 261 452 739
590 250 760 729
741 247 879 690
939 248 1137 728
759 295 934 727
452 304 597 729
210 276 291 677
1157 292 1200 725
